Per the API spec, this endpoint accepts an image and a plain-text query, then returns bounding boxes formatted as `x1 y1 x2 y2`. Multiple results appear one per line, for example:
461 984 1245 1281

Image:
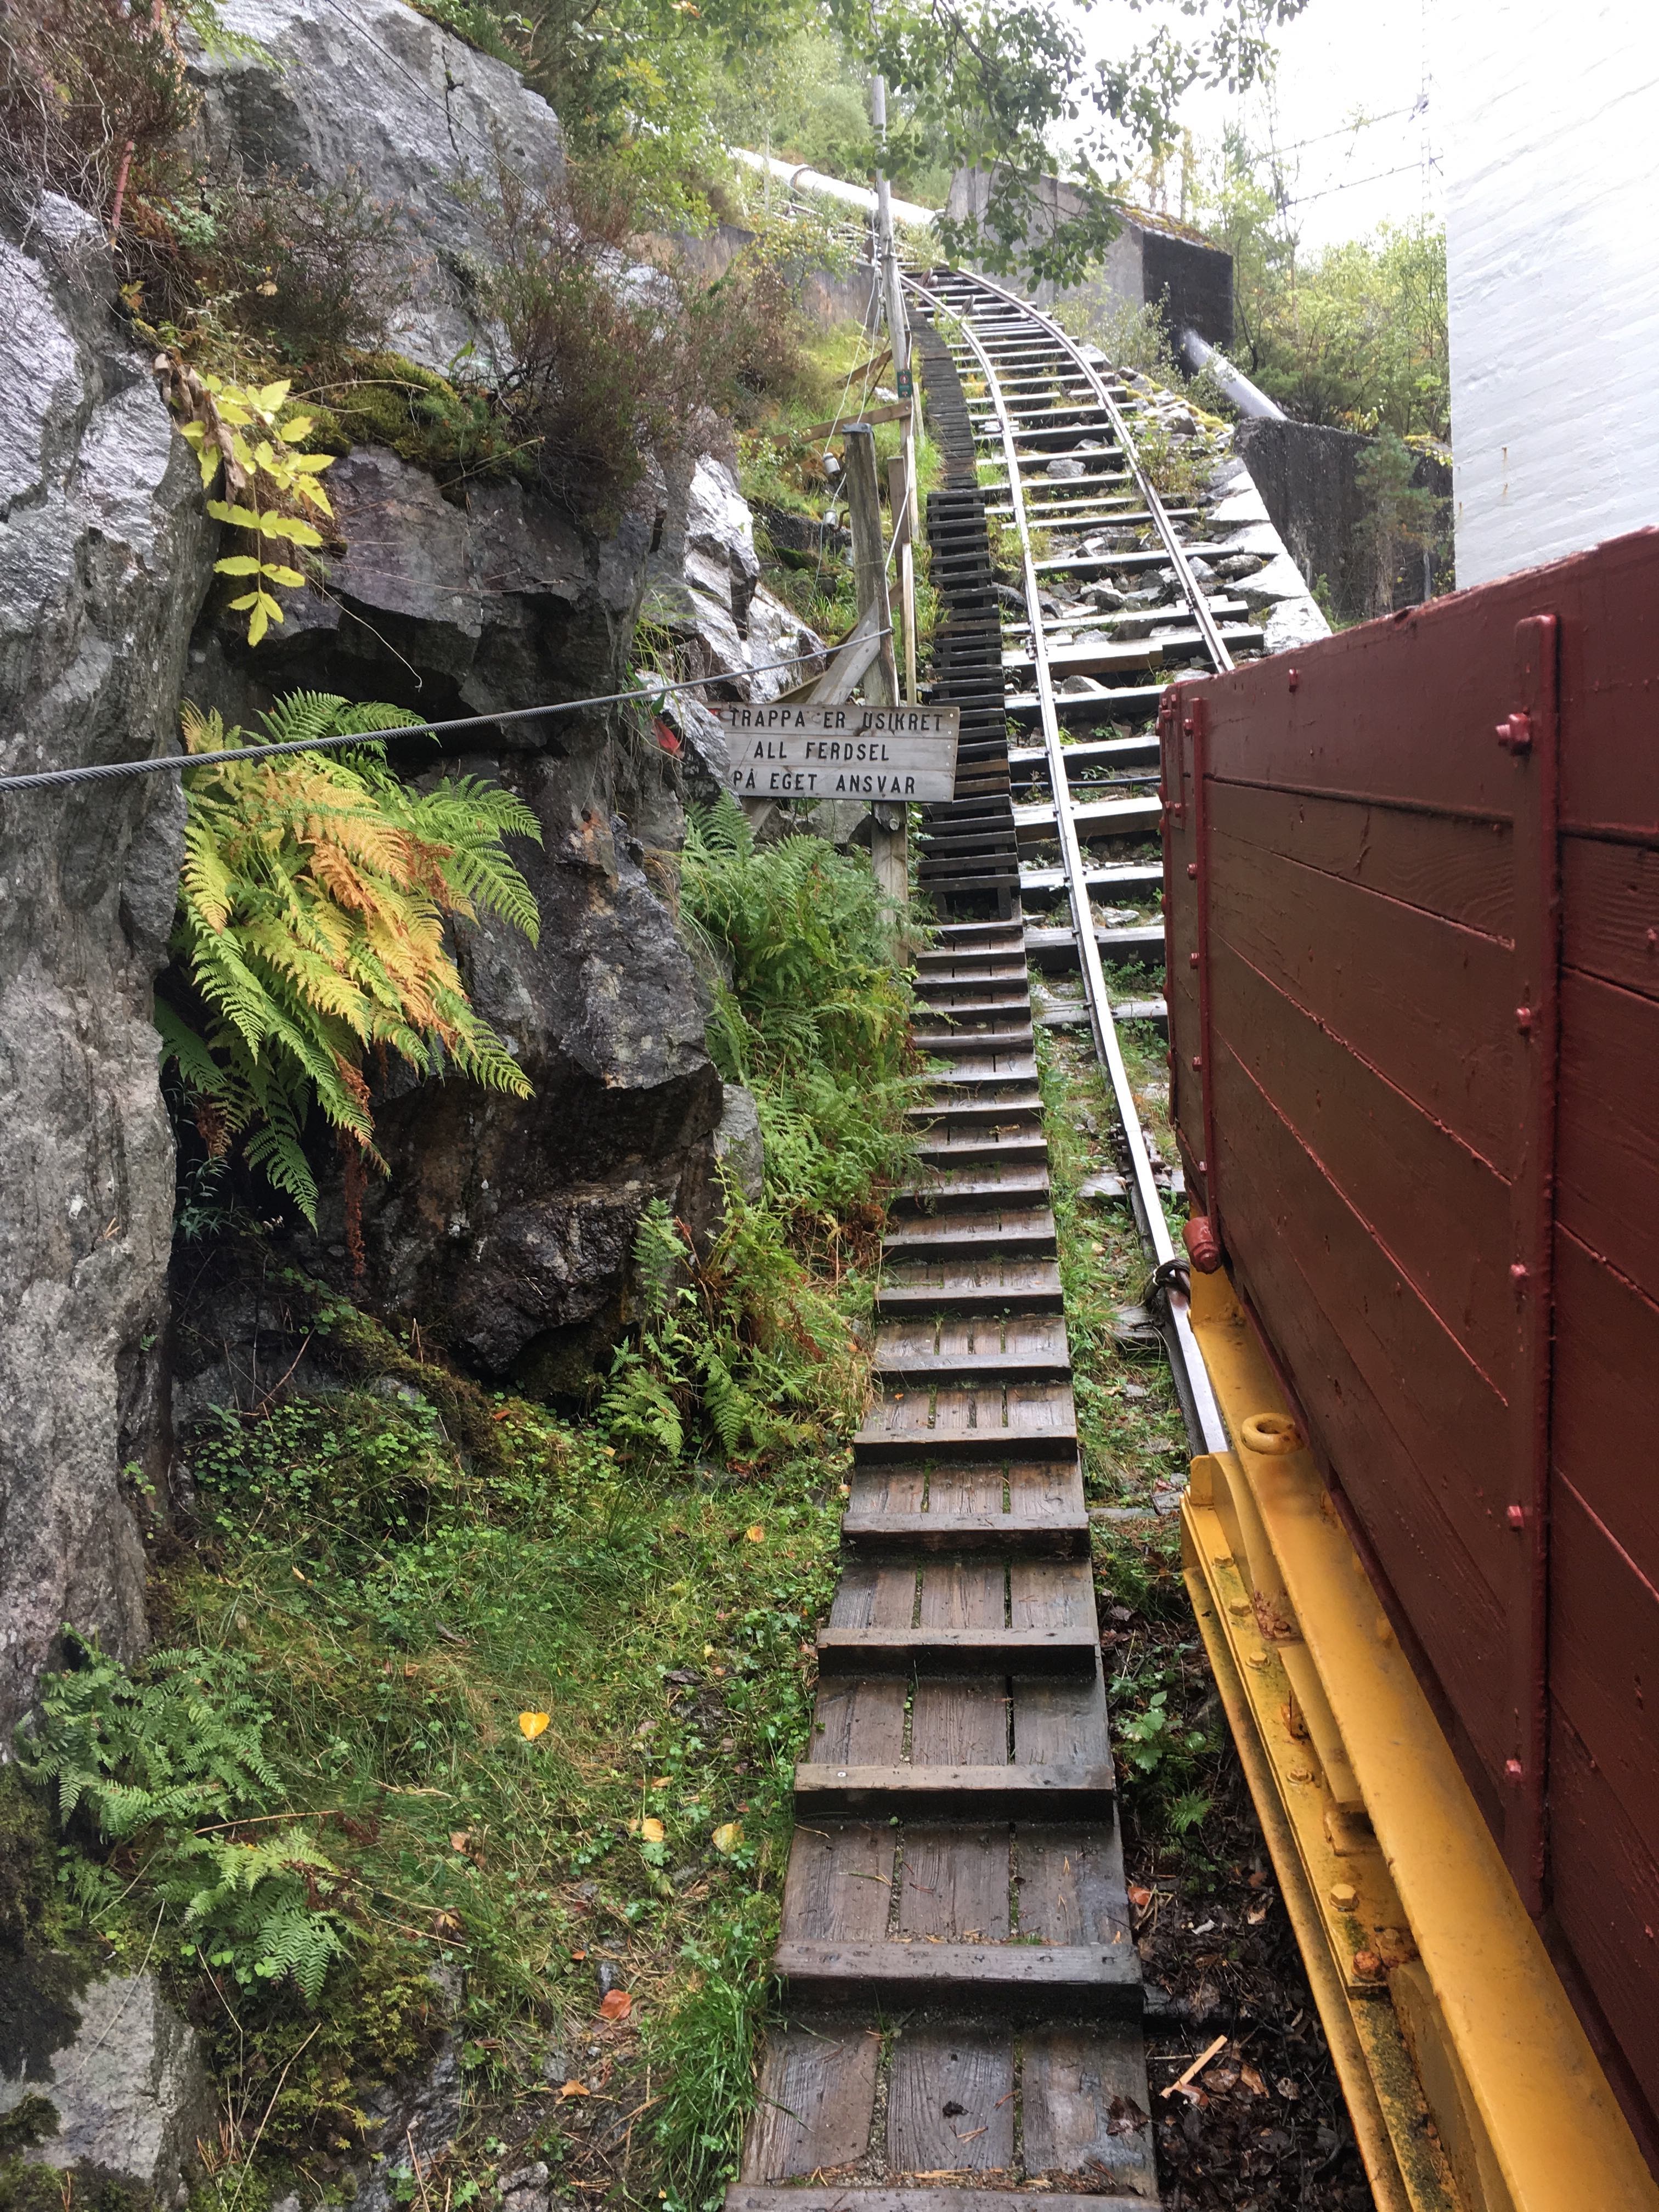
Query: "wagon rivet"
1509 1262 1529 1285
1506 1504 1526 1529
1515 1005 1534 1032
1505 1758 1525 1784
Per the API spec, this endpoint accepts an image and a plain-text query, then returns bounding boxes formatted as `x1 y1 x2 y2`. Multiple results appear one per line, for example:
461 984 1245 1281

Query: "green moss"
0 2100 59 2159
197 1938 441 2162
295 354 532 487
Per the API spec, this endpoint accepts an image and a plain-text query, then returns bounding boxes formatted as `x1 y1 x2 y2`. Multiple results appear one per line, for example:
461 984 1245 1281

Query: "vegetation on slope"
13 817 918 2212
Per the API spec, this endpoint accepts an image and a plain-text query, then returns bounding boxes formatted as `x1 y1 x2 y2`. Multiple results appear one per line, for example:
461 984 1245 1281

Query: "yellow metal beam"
1181 1266 1659 2212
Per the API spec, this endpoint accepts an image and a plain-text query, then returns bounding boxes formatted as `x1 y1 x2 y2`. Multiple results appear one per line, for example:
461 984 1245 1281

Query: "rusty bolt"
1187 862 1198 879
1189 951 1200 968
1183 715 1195 735
1647 927 1658 951
1191 1055 1203 1071
1507 1504 1526 1530
1287 667 1300 692
1353 1950 1385 1980
1505 1758 1525 1784
1197 1156 1207 1175
1329 1884 1358 1911
1496 710 1533 754
1510 1261 1530 1285
1516 1005 1534 1033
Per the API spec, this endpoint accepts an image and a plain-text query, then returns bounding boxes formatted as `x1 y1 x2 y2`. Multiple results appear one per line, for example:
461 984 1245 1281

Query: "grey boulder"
0 1972 216 2200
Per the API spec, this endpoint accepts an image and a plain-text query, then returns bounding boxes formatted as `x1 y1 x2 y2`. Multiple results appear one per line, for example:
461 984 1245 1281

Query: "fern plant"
600 1197 863 1468
157 691 541 1223
679 798 927 1231
18 1639 353 2003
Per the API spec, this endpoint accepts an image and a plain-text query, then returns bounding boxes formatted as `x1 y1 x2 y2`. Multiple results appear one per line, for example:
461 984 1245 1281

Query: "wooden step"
815 1623 1098 1676
794 1762 1114 1818
875 1256 1064 1314
773 1937 1141 2011
893 1170 1052 1213
917 1025 1035 1054
854 1382 1076 1463
915 1130 1049 1166
905 1090 1044 1126
872 1315 1070 1378
840 1508 1090 1558
1013 794 1161 840
881 1209 1058 1261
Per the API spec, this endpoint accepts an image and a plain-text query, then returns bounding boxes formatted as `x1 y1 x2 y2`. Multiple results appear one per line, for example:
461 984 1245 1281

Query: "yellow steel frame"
1180 1266 1659 2212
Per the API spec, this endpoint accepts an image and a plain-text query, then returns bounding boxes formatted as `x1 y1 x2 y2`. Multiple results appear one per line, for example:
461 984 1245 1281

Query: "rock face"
0 1968 217 2200
0 196 212 1734
186 0 565 374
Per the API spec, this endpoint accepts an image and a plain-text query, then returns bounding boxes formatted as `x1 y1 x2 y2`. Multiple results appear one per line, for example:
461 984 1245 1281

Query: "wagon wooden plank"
1209 936 1513 1379
1215 1093 1512 1786
1209 825 1523 1173
1209 777 1514 939
1561 833 1659 1000
888 2026 1017 2174
1557 966 1659 1301
1550 1225 1659 1578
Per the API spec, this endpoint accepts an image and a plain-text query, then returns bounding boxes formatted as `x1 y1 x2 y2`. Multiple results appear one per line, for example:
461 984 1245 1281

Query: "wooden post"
843 425 908 905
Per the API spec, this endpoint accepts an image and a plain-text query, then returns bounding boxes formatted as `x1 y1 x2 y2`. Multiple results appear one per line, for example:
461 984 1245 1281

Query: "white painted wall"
1446 2 1659 585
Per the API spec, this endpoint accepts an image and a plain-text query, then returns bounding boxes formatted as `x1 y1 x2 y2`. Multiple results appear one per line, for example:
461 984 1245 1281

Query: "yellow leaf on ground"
597 1988 632 2022
639 1817 666 1843
712 1821 743 1855
745 1524 766 1543
560 2080 590 2099
518 1711 551 1739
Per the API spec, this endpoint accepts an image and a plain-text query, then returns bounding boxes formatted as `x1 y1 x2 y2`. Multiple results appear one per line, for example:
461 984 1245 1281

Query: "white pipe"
728 146 938 230
1181 328 1285 420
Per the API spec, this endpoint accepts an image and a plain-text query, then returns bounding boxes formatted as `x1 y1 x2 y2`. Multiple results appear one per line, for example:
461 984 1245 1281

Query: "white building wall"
1446 3 1659 585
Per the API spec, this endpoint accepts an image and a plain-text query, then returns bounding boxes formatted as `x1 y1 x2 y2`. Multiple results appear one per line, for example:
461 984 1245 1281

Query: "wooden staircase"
731 918 1158 2210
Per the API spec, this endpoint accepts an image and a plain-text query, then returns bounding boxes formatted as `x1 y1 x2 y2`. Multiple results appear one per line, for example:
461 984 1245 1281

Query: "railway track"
730 267 1284 2211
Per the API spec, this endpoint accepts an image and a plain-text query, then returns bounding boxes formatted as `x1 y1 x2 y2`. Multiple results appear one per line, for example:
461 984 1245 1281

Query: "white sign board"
712 704 960 803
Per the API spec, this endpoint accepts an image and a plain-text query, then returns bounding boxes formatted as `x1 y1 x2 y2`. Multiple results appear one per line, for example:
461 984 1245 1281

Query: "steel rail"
906 267 1228 1454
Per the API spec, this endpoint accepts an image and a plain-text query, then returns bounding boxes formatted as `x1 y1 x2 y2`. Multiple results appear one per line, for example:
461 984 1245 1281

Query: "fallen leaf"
560 2080 591 2099
1127 1882 1154 1911
703 1643 717 1658
519 1711 551 1739
745 1524 766 1543
597 1988 633 2022
1246 1901 1269 1924
492 1408 512 1421
1239 2063 1267 2096
1276 2075 1301 2100
449 1831 471 1853
651 1775 672 1787
711 1820 744 1855
639 1817 666 1843
569 1948 588 1960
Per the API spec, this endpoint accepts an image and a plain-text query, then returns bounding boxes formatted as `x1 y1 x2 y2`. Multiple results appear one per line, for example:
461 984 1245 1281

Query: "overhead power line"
1278 155 1443 210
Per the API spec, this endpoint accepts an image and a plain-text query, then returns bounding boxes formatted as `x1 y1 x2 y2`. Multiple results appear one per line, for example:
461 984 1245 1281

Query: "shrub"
679 797 924 1230
600 1198 864 1466
156 692 541 1224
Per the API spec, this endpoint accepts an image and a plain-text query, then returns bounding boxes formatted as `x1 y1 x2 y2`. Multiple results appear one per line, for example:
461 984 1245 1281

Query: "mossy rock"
290 353 534 489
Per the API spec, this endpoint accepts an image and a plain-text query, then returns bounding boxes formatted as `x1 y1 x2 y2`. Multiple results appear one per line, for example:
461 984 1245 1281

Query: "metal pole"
844 424 907 904
888 452 918 703
870 75 912 398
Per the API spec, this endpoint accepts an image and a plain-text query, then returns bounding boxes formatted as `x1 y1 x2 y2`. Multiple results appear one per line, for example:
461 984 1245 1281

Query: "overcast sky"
1081 0 1446 252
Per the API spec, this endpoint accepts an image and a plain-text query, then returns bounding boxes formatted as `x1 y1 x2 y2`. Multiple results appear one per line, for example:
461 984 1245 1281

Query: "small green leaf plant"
18 1638 350 2003
157 691 542 1223
165 362 336 645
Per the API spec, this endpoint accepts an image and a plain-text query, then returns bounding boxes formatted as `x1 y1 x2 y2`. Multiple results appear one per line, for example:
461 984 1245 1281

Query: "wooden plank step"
815 1623 1097 1675
881 1209 1057 1260
794 1762 1113 1818
875 1259 1063 1316
910 995 1031 1020
921 1058 1040 1089
1025 923 1165 968
916 1025 1034 1054
893 1170 1051 1211
840 1507 1090 1558
871 1327 1069 1380
915 1130 1048 1165
854 1384 1076 1464
772 1937 1140 2010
